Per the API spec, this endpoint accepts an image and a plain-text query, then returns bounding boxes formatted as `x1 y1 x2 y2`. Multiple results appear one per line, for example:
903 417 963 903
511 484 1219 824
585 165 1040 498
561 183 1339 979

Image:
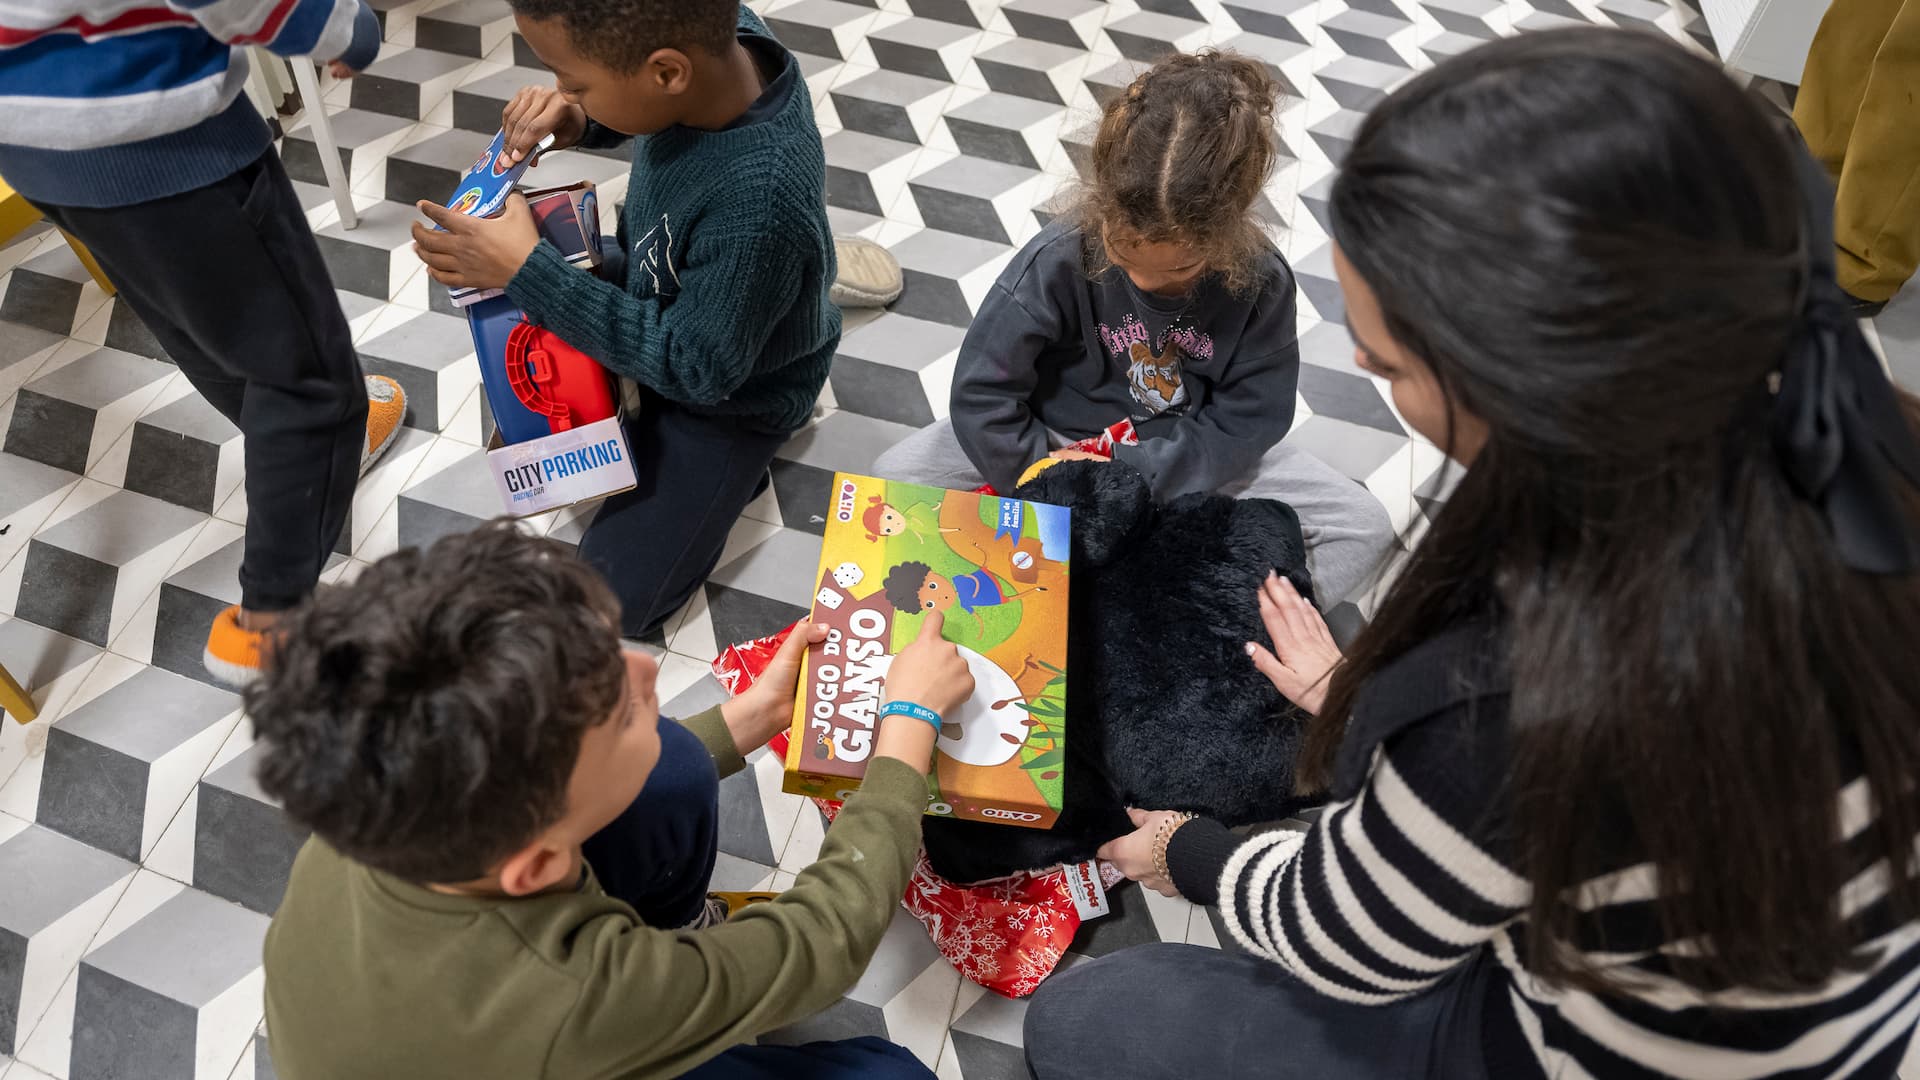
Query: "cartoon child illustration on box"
862 496 958 544
882 559 1046 635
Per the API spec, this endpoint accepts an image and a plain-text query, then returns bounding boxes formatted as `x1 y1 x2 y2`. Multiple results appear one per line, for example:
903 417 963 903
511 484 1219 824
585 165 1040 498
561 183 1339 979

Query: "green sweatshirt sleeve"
677 706 747 780
543 757 927 1079
504 217 804 408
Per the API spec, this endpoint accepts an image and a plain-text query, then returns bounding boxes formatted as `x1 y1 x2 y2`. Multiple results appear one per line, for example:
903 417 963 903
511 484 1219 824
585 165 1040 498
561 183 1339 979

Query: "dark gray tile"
1065 878 1164 958
0 926 23 1054
70 967 195 1080
975 54 1065 104
195 748 310 915
831 94 923 144
893 269 975 327
17 541 112 646
350 71 422 118
908 185 1010 245
314 231 393 298
103 300 169 361
760 995 890 1046
951 1030 1028 1080
945 116 1039 170
825 169 886 216
828 356 938 427
1223 0 1311 42
123 423 221 513
1297 363 1403 436
3 389 92 474
702 583 809 651
906 0 982 27
37 731 148 860
769 459 831 537
152 581 229 688
716 768 778 865
385 128 496 208
1135 0 1204 19
257 1031 279 1080
0 269 82 336
1105 23 1187 63
869 38 953 80
415 0 511 56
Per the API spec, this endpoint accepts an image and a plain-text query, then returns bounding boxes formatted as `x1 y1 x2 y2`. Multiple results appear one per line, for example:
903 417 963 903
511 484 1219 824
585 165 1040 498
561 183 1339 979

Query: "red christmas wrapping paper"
712 623 1124 999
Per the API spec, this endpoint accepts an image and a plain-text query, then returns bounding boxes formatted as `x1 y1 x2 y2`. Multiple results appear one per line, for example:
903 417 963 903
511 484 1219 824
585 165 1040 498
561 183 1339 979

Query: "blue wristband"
878 700 943 733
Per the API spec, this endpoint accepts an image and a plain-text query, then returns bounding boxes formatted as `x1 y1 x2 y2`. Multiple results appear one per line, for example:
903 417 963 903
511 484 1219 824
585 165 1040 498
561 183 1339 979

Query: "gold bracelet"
1151 812 1195 882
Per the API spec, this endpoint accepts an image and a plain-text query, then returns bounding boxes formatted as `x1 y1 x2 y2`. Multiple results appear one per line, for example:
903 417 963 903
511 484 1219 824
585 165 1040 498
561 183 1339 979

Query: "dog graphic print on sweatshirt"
950 219 1302 497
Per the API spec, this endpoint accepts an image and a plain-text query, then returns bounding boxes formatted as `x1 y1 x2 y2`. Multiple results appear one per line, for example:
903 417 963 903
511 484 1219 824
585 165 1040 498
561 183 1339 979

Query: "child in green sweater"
411 0 837 639
253 523 973 1079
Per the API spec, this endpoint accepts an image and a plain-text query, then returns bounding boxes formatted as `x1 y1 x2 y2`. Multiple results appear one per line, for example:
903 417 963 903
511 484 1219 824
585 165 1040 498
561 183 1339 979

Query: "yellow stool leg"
59 230 115 296
0 662 37 724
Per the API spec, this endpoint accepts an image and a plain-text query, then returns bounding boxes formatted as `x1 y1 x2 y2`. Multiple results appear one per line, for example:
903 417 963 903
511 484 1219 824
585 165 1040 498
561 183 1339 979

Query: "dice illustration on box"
817 587 845 610
832 562 864 589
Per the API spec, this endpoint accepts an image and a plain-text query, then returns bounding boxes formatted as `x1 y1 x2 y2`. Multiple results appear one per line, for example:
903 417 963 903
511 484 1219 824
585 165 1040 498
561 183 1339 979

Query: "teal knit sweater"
506 7 838 435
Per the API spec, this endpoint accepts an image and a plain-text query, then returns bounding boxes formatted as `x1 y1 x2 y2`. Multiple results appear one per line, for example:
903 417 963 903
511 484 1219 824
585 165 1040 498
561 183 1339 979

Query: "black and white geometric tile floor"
3 0 1918 1076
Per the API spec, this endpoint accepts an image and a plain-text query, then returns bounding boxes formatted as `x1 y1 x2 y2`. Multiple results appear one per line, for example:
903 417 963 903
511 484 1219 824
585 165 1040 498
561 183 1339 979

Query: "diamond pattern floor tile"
0 0 1822 1073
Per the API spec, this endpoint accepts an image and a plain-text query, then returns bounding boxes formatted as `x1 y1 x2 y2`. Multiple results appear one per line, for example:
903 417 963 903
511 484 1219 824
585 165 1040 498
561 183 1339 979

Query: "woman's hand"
502 85 587 166
1246 571 1341 715
720 621 830 754
1097 807 1188 897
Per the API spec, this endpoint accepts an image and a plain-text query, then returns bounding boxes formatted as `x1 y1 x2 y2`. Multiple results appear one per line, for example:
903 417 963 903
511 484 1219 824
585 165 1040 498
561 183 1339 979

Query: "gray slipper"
830 235 903 309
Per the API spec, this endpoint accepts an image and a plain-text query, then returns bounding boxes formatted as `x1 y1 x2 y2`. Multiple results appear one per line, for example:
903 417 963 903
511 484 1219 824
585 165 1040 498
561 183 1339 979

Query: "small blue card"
443 129 554 221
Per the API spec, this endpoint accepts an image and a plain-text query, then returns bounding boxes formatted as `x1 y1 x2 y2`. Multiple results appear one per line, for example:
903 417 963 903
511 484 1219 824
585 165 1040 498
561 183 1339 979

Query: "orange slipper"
361 375 407 476
204 605 267 687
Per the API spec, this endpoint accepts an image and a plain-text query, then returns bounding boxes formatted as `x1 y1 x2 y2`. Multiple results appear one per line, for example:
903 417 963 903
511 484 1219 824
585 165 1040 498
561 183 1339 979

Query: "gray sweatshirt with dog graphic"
949 219 1300 498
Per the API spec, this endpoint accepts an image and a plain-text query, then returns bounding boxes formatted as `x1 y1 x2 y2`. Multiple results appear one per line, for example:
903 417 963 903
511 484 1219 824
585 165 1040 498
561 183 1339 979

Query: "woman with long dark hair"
1022 27 1920 1079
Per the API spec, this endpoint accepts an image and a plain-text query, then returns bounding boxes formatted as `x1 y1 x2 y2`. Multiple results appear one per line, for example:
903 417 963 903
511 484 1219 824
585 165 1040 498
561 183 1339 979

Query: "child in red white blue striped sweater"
0 0 405 686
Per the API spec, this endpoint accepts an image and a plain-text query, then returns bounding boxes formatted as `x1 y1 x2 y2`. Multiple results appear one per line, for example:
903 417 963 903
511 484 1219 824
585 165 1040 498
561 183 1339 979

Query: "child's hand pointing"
411 194 541 291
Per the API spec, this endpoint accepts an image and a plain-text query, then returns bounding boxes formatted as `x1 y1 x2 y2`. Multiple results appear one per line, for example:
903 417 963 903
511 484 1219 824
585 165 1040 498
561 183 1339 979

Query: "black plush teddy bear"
919 459 1323 884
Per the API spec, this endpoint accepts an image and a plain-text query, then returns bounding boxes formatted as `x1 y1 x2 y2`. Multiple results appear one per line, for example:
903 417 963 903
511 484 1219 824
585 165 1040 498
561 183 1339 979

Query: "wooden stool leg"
59 230 115 296
0 662 37 724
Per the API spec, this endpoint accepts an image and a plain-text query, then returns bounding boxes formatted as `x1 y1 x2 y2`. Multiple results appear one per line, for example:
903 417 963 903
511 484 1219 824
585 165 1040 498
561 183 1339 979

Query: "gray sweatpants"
870 420 1396 605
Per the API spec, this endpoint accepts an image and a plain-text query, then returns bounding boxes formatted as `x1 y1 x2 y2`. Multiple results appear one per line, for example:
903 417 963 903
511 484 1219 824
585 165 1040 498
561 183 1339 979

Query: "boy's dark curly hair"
882 561 934 613
245 521 626 884
508 0 738 73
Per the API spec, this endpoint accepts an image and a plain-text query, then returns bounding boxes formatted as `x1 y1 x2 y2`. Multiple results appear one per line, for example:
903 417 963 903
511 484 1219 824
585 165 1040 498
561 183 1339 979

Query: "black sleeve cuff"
1166 817 1239 906
575 120 630 150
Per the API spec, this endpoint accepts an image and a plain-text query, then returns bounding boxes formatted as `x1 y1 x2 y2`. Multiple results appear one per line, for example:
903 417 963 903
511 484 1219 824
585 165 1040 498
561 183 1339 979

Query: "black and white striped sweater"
1166 626 1920 1079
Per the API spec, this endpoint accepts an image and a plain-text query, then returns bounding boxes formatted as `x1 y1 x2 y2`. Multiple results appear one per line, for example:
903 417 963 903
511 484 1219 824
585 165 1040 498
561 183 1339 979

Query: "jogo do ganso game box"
786 474 1072 829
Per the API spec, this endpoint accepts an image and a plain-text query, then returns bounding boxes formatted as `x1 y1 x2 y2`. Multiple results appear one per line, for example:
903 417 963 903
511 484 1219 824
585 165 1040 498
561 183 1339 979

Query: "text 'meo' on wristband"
877 699 943 733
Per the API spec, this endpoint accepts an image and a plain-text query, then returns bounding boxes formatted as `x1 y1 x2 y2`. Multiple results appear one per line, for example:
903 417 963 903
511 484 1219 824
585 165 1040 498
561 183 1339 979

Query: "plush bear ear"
1012 459 1152 567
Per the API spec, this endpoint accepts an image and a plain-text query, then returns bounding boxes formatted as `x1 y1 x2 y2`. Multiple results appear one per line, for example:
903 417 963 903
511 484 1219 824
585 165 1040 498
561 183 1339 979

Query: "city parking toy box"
786 474 1071 829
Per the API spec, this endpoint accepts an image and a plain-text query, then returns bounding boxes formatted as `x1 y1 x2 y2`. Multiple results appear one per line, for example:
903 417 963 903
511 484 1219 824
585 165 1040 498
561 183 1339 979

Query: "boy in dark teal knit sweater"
412 0 836 637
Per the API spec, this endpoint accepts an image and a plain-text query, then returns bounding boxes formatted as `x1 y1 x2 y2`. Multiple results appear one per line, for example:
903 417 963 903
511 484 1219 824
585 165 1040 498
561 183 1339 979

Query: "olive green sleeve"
543 757 928 1079
678 706 748 780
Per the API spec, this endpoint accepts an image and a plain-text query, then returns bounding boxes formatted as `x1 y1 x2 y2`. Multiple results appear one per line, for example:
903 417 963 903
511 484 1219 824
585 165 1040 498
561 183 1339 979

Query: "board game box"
786 474 1072 829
